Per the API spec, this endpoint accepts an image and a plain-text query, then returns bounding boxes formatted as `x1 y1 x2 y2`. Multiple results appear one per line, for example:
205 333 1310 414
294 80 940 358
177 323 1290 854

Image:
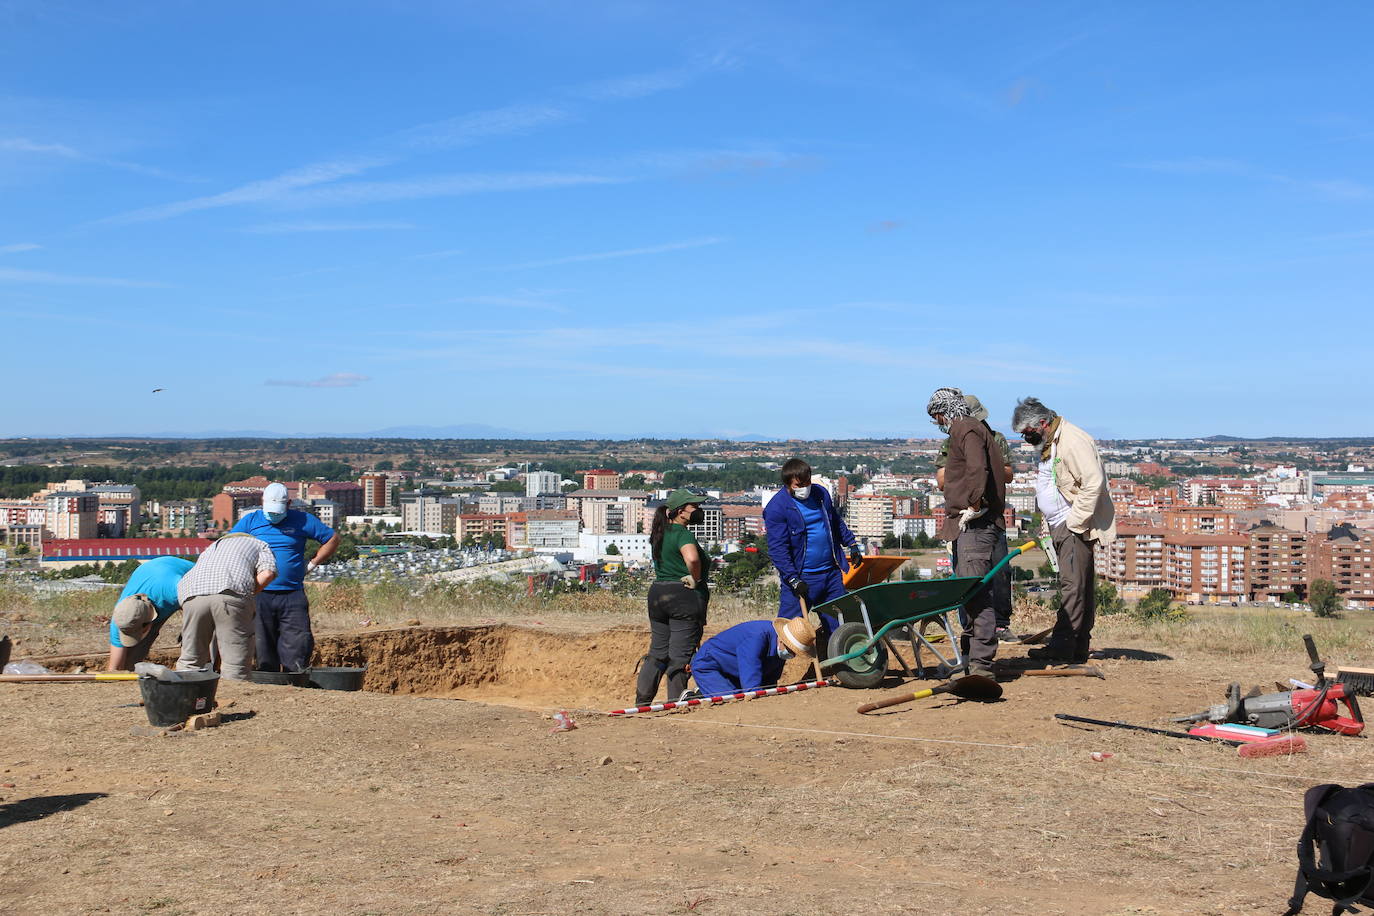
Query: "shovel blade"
944 673 1003 701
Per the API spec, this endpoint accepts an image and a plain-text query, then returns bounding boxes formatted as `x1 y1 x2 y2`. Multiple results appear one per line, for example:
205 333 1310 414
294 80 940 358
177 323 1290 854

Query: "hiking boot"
995 627 1022 644
966 664 997 681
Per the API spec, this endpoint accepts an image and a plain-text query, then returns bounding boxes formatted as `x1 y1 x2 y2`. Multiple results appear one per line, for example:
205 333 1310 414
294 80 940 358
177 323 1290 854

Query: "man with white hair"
231 482 339 672
1011 397 1116 664
927 387 1007 680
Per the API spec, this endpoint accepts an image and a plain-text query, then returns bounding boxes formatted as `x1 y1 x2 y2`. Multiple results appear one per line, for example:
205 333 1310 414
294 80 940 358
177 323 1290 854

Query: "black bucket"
139 671 220 727
308 666 366 691
250 669 310 687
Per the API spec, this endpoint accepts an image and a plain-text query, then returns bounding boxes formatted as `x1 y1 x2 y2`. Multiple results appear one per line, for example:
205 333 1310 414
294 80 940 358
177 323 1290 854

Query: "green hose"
819 540 1036 672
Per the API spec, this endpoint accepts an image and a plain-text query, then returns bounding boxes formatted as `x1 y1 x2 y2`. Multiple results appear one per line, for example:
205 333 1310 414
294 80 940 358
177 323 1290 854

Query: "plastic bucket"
250 669 310 687
308 666 366 691
139 671 220 727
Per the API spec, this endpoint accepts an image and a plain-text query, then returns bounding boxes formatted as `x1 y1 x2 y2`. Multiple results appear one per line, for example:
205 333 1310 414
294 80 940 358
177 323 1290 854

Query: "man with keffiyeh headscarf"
926 387 1007 679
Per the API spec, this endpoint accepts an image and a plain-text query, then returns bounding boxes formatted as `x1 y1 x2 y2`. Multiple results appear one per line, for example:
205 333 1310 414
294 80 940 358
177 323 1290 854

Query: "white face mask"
777 644 796 660
790 485 811 500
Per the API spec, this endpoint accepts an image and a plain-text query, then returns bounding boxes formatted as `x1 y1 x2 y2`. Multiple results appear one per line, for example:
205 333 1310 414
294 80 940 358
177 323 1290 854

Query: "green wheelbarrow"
812 541 1036 688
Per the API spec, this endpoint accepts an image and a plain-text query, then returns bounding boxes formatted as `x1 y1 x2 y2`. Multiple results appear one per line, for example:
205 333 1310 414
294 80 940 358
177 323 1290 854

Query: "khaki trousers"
176 592 256 681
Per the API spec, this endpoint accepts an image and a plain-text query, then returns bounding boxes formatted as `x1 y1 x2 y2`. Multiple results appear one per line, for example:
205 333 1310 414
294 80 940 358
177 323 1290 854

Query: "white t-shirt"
1035 449 1072 528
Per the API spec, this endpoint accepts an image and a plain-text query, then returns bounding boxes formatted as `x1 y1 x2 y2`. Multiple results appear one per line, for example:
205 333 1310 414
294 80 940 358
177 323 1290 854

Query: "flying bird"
151 388 165 393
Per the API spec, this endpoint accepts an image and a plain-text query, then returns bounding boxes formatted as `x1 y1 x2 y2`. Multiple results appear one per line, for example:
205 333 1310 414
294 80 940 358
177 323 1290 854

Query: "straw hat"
771 616 817 657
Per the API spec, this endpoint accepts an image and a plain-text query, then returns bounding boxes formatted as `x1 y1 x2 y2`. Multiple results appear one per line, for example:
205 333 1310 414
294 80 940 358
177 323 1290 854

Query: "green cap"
665 489 705 512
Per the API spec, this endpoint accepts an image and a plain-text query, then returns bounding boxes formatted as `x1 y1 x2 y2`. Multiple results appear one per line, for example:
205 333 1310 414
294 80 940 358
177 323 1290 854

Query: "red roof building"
41 537 215 568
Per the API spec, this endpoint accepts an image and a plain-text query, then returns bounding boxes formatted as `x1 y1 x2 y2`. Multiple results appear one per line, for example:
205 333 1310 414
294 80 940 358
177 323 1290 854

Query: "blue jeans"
255 589 314 672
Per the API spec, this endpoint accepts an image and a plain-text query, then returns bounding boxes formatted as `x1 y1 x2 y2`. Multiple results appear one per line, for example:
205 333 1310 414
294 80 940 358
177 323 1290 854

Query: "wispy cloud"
0 136 191 181
97 59 720 225
242 220 416 234
498 237 725 270
276 172 621 208
445 295 567 313
265 372 371 389
1127 157 1374 200
409 248 465 261
867 220 903 234
396 104 572 150
0 266 163 287
0 242 41 253
104 157 387 224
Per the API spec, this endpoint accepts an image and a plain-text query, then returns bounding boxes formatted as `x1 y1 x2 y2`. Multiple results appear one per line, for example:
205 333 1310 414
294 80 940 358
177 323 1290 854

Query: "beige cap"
112 595 156 647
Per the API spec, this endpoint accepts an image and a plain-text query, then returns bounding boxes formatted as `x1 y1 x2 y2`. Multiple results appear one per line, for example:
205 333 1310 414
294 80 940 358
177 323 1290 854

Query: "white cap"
263 482 289 513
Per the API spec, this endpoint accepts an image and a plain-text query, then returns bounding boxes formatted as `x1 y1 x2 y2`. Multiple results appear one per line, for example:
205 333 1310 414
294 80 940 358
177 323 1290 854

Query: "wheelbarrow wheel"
827 621 888 689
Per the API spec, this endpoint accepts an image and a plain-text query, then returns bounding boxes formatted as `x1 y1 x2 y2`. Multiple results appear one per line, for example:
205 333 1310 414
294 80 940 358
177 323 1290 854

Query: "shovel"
857 674 1002 714
0 672 139 683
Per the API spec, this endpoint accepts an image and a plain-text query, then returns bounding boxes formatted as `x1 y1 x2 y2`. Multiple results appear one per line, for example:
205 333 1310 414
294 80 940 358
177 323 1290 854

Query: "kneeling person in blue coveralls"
689 616 817 697
763 459 862 648
231 482 339 672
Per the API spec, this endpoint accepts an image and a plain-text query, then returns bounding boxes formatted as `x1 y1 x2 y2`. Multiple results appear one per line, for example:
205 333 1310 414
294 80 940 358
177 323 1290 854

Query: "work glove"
306 559 320 573
786 577 810 603
848 545 864 568
957 506 987 533
679 574 697 589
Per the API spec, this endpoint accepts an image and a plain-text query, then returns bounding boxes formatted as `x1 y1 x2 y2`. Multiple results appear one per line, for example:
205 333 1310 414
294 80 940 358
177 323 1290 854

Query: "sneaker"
967 665 997 681
995 627 1021 644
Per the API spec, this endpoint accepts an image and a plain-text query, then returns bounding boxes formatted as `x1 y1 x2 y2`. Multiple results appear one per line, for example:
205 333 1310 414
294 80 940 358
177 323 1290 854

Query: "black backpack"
1286 783 1374 915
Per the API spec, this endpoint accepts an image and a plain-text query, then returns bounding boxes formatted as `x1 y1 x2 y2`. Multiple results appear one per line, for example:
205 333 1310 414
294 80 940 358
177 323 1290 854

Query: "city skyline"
3 3 1371 439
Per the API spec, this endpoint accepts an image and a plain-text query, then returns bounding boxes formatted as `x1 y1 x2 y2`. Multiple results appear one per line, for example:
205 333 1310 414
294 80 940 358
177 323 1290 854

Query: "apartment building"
303 482 362 518
457 513 509 545
359 473 403 512
565 490 649 534
0 499 45 528
160 500 205 532
893 514 940 539
844 494 894 539
45 492 98 540
686 504 724 544
720 505 763 542
1247 522 1309 602
1311 524 1374 608
90 484 142 530
398 490 459 534
1097 525 1168 598
523 510 581 550
524 470 562 497
1164 507 1241 535
477 494 526 516
0 525 42 551
582 469 622 491
1165 533 1249 601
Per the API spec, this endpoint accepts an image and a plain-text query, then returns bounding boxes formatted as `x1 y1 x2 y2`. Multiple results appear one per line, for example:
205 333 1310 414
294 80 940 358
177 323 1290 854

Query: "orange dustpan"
842 555 909 590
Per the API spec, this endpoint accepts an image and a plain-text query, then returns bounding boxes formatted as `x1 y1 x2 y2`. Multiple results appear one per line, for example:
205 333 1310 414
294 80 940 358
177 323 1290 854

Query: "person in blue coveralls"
762 458 863 647
689 616 817 697
106 555 194 670
230 482 339 672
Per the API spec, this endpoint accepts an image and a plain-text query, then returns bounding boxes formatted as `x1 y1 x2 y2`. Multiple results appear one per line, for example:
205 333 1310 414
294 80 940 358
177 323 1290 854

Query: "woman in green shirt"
634 488 711 704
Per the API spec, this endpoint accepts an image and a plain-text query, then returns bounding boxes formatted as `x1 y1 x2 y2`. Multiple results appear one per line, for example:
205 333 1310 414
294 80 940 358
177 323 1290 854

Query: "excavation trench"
311 624 651 707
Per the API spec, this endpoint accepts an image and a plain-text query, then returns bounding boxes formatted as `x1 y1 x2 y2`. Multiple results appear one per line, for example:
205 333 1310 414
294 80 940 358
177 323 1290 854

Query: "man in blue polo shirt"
231 482 339 672
106 555 194 670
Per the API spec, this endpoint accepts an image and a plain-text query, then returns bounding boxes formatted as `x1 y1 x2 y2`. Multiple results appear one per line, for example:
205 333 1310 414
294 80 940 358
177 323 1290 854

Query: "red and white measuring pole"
608 679 831 716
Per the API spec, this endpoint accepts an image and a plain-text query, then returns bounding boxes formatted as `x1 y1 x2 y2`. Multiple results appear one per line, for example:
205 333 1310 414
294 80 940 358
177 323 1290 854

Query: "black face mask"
1023 429 1043 446
687 508 705 524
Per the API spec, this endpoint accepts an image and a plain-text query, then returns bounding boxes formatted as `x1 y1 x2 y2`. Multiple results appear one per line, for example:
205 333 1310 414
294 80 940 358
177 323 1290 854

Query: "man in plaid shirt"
176 533 277 680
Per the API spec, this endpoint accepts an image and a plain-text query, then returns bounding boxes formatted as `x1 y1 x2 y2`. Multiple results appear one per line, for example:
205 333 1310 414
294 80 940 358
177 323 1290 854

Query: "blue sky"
2 2 1370 440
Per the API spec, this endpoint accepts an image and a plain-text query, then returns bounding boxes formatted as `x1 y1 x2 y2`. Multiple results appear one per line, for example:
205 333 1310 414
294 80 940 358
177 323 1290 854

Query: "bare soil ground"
3 610 1372 915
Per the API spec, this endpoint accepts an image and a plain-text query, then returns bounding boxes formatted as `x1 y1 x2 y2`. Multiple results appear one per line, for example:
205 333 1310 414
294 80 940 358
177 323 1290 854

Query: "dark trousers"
1049 523 1095 663
635 582 707 704
992 529 1012 630
957 531 1010 631
777 566 846 652
954 523 1001 670
255 589 314 672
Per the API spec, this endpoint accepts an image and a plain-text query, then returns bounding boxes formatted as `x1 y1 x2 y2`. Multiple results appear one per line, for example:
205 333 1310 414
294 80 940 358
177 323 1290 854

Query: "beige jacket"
1050 418 1116 545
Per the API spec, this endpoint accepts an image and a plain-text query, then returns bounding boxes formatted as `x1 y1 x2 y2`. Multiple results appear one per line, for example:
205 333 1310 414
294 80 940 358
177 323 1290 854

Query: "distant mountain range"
12 424 791 442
